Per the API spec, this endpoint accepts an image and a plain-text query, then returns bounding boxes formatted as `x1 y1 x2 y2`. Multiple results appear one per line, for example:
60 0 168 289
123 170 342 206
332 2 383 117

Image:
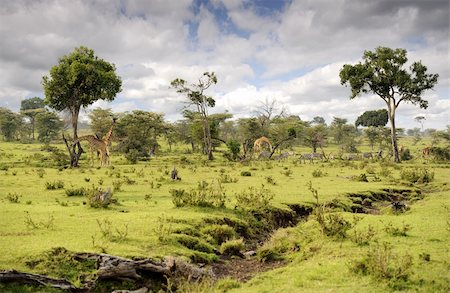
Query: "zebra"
275 152 290 160
347 153 360 161
300 153 323 163
362 152 373 159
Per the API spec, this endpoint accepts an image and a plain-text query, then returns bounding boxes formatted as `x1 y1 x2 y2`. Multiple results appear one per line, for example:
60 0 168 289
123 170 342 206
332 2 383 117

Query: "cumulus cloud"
0 0 448 129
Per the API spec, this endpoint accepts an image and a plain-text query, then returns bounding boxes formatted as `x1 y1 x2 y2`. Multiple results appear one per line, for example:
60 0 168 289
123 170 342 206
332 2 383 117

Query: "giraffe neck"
103 120 116 143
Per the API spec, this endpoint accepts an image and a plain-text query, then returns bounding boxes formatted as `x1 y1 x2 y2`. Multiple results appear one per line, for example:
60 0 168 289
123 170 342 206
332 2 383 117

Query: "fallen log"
1 253 213 292
0 270 84 292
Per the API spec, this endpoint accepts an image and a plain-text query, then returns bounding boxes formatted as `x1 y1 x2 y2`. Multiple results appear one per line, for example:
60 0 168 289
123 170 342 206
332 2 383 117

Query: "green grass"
0 139 449 292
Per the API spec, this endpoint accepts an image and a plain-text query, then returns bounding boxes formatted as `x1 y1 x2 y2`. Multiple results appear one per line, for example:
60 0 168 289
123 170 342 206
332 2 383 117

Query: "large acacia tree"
171 72 217 160
20 97 46 140
340 47 438 162
42 46 122 166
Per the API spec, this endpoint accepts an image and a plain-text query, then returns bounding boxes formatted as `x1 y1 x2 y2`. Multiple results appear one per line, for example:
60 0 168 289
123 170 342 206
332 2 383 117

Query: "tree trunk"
31 117 35 140
69 107 83 167
388 104 400 163
202 117 213 161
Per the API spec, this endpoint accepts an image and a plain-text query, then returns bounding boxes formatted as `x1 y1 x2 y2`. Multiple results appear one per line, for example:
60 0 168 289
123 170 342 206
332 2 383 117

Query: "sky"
0 0 449 129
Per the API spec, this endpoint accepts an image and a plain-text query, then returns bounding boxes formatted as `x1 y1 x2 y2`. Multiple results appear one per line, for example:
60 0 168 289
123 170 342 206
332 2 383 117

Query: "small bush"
265 176 277 185
65 187 88 197
351 242 413 285
399 148 413 161
235 185 274 210
36 168 46 178
170 180 227 208
319 213 354 239
312 169 326 177
201 224 236 245
220 239 244 257
173 234 215 254
45 180 65 190
383 221 411 237
6 192 21 203
87 187 116 208
353 173 369 182
240 171 252 177
96 218 128 242
400 168 434 184
351 225 377 246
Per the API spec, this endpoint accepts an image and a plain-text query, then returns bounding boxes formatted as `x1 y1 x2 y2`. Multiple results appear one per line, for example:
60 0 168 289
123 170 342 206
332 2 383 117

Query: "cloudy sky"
1 0 449 129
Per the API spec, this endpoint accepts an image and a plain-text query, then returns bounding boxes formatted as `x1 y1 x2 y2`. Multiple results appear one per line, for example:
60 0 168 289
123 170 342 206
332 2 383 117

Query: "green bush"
173 234 215 254
45 180 65 190
200 224 236 245
65 187 88 197
240 171 252 176
219 238 244 257
312 169 326 178
351 242 413 286
235 185 274 210
400 168 434 183
170 180 227 208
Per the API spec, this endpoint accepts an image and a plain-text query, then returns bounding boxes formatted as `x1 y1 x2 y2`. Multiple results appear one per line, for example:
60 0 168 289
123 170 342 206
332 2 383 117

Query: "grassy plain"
0 138 449 292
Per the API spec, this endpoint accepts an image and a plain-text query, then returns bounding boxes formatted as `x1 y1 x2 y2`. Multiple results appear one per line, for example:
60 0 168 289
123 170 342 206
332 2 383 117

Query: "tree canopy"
355 109 388 127
340 46 438 162
42 46 122 166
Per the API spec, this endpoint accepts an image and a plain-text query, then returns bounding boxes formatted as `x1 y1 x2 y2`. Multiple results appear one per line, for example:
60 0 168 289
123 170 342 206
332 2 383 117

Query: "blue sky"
0 0 449 129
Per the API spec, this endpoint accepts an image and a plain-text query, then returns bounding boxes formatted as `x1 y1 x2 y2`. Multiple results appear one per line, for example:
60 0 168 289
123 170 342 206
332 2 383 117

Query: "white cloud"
0 0 448 130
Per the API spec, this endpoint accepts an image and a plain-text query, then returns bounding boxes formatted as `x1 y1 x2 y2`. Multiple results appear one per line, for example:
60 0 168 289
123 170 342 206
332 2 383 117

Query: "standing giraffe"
73 118 116 167
102 118 117 161
73 135 109 166
253 136 273 153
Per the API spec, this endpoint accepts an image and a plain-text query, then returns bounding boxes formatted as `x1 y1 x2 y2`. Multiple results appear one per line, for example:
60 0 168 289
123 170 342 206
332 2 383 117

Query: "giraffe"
73 118 116 167
73 135 109 167
101 118 117 160
253 136 273 153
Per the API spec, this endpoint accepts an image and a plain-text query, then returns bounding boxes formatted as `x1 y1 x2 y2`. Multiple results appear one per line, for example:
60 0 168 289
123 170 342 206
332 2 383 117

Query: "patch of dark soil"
327 188 423 215
211 258 286 282
286 203 314 219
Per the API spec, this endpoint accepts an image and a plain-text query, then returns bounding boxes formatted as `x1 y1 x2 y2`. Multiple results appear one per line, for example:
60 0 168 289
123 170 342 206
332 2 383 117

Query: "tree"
88 108 114 138
42 46 122 167
310 116 326 125
35 111 63 143
340 47 438 162
355 109 388 127
20 97 46 140
414 116 426 131
0 108 23 141
115 111 166 163
171 72 217 160
303 124 327 153
255 98 286 135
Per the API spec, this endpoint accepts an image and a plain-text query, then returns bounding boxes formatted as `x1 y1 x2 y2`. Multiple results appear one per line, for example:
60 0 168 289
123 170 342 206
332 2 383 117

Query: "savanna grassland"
0 138 449 292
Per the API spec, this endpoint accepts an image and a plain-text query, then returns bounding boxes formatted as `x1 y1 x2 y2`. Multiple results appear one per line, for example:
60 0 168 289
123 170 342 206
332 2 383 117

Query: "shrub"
36 168 46 178
351 225 378 246
87 187 116 208
173 234 215 254
265 176 277 185
45 180 65 190
319 213 354 239
353 173 369 182
240 171 252 177
399 148 412 161
65 187 88 197
312 169 326 177
235 185 274 210
400 168 434 183
170 180 227 208
383 221 411 237
124 149 139 164
351 242 413 285
257 227 302 262
96 218 128 242
219 239 244 257
6 192 21 203
200 224 236 245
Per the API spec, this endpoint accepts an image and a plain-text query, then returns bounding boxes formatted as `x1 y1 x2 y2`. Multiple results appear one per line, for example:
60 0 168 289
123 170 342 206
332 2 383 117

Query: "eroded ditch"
0 187 425 292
